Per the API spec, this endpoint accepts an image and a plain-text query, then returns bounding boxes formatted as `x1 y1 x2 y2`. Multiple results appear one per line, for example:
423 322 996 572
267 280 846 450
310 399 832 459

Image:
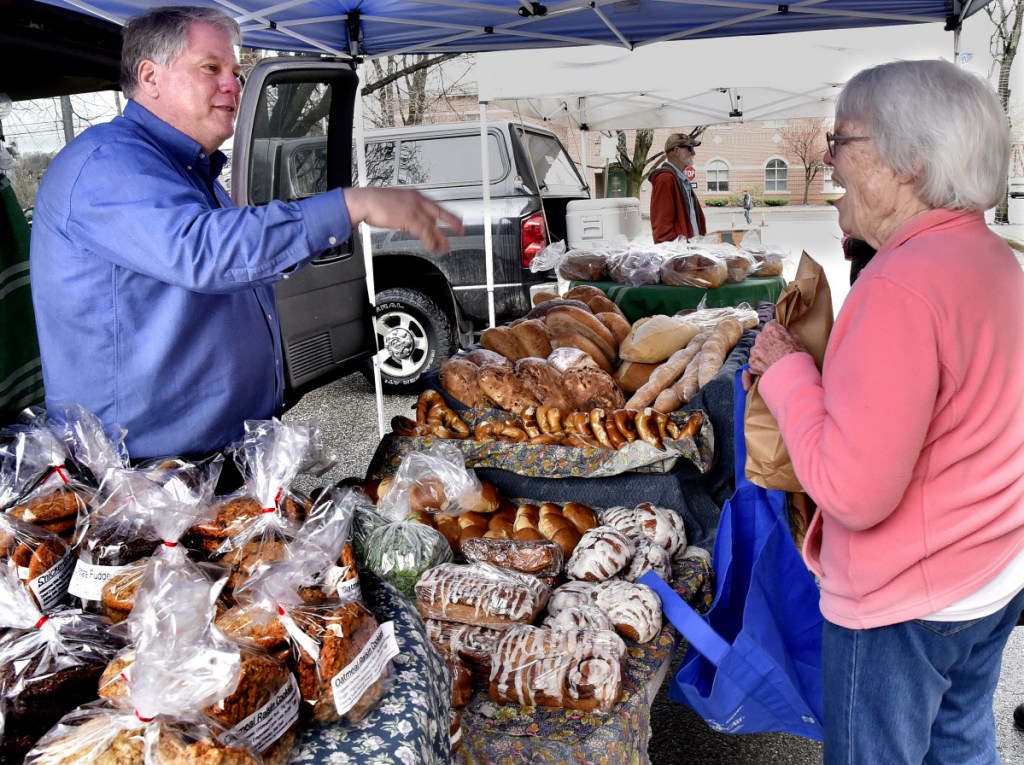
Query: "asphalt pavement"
284 206 1024 764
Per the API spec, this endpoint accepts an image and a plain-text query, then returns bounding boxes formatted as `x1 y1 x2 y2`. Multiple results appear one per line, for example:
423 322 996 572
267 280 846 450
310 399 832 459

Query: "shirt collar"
124 100 228 179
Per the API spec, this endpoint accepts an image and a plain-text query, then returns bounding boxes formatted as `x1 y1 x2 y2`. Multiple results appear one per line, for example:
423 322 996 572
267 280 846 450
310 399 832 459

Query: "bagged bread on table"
607 245 662 286
660 250 728 288
23 526 261 765
217 508 396 726
0 565 126 764
487 624 626 713
415 561 550 627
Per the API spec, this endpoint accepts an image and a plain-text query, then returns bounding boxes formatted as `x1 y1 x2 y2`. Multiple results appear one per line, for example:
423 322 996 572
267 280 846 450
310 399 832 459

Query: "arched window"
707 159 729 193
764 158 788 193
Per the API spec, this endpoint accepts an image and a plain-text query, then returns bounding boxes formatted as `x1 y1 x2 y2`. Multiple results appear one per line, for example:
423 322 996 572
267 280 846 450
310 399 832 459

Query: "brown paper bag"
744 251 833 492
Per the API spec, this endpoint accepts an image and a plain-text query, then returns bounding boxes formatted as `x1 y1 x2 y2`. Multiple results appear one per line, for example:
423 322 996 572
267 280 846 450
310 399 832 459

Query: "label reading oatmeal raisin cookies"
68 559 128 601
323 565 360 599
30 551 75 610
230 674 300 753
330 620 399 717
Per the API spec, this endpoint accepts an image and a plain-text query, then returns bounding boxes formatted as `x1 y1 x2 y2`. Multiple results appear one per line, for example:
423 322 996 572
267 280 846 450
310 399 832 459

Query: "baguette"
696 317 744 387
624 336 706 411
676 332 714 403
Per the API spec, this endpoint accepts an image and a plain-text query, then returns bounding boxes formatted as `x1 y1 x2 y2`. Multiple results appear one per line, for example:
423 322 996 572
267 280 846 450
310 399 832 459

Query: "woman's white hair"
836 58 1009 211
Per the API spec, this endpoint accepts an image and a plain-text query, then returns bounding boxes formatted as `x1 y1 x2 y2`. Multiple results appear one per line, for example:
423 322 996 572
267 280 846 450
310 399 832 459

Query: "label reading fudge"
230 674 300 753
330 620 399 717
68 559 128 601
30 551 75 610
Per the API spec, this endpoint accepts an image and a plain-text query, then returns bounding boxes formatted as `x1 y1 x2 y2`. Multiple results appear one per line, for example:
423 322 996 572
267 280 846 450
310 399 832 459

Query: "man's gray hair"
836 59 1009 211
121 6 242 98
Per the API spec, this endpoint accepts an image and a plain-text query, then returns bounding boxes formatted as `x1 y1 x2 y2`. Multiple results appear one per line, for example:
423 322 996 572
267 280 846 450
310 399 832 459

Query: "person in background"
747 59 1024 764
649 133 706 242
841 235 877 285
742 187 753 226
31 6 462 466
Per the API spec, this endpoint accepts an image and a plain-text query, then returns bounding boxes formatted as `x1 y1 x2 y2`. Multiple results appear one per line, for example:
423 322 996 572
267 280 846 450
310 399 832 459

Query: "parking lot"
284 207 1024 764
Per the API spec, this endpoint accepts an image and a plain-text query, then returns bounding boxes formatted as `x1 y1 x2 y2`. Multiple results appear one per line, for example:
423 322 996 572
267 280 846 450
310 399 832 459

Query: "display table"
570 276 785 323
455 557 713 765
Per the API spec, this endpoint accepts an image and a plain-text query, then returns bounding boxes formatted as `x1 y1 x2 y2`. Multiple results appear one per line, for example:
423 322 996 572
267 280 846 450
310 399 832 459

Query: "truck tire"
366 287 455 393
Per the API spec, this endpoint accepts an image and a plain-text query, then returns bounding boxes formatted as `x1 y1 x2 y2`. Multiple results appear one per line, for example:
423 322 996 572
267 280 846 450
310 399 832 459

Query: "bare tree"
986 0 1024 224
610 128 707 198
777 117 829 205
365 53 471 127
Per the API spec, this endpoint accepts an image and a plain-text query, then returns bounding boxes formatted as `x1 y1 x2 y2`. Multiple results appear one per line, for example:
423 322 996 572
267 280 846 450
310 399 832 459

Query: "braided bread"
543 604 615 633
415 563 550 626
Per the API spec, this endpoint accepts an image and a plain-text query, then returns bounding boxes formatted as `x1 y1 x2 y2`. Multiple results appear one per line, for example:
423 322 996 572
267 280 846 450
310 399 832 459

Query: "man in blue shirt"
30 6 461 461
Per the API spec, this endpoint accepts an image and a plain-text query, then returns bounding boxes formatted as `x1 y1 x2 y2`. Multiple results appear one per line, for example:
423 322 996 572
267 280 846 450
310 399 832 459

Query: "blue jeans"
823 586 1024 765
744 209 752 224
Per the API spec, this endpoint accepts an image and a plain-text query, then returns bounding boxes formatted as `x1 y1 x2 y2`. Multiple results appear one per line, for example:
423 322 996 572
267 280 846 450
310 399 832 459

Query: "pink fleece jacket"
759 209 1024 629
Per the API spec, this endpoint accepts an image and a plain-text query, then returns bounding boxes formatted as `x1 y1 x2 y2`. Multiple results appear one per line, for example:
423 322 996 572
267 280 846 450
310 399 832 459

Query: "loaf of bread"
515 358 575 412
619 315 702 363
487 625 626 713
562 285 607 304
415 562 550 626
543 305 619 365
634 502 687 556
557 251 608 281
481 325 530 362
546 346 600 374
695 316 744 388
564 525 635 581
477 365 542 415
599 505 643 543
547 579 602 616
608 248 662 286
425 618 503 679
660 252 728 288
439 357 492 408
723 253 753 282
751 251 785 276
549 334 614 374
595 312 631 346
524 298 593 321
510 319 554 359
463 348 511 367
621 540 673 583
460 536 564 577
561 366 625 412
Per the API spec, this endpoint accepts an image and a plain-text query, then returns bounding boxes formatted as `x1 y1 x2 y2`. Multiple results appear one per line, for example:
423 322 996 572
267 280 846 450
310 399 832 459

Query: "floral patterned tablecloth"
455 557 713 765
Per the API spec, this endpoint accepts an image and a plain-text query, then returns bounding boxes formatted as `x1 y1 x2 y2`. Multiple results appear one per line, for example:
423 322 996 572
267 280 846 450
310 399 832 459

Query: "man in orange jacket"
648 133 707 243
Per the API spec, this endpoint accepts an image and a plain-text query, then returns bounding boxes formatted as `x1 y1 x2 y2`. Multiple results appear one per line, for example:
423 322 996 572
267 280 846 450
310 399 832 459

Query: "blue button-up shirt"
31 101 352 458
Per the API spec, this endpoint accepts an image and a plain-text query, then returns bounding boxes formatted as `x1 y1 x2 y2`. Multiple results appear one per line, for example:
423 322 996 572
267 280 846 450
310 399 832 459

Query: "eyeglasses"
826 132 871 156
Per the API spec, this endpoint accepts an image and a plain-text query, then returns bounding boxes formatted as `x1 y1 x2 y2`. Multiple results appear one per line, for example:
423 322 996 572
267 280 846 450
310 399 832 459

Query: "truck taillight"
521 213 546 268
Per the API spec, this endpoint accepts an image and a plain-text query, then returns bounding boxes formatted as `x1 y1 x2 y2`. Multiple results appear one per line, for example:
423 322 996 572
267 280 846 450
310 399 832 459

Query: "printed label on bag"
330 620 399 716
68 559 128 601
30 552 75 610
322 565 360 599
230 674 300 752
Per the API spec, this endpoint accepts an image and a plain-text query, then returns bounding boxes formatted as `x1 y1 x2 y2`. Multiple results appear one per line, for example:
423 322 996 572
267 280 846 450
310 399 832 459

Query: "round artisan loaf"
561 366 625 411
546 346 600 374
549 334 613 374
595 311 631 346
532 290 560 306
510 318 553 359
439 357 491 408
477 365 542 414
557 252 608 281
563 285 607 304
514 358 574 412
613 360 660 395
462 348 511 367
585 293 627 318
660 252 728 288
542 305 618 363
481 325 529 361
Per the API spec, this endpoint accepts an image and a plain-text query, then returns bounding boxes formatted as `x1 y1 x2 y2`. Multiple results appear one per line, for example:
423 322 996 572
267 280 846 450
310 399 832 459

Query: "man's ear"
136 60 161 99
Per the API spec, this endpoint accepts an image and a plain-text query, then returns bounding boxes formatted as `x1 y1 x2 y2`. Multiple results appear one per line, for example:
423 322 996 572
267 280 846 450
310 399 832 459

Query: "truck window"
394 134 505 187
356 140 397 187
515 128 587 194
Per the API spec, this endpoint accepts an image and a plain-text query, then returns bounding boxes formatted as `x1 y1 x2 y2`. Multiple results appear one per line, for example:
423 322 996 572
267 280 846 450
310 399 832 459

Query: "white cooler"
565 197 642 249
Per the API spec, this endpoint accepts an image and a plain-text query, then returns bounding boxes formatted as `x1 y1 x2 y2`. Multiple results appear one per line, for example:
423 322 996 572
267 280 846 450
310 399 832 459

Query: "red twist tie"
262 507 275 514
135 710 154 723
277 605 286 616
34 616 49 629
163 541 177 548
54 466 71 484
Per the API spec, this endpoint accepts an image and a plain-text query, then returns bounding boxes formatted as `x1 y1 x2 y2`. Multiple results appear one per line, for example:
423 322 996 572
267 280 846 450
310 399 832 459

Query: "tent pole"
480 100 496 328
355 62 386 439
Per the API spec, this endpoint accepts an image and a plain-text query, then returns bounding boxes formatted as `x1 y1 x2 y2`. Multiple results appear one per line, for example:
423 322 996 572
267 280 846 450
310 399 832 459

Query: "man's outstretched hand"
344 187 464 253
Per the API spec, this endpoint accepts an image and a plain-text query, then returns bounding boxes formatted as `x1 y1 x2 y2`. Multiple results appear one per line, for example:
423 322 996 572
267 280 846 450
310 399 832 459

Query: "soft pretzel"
679 411 704 438
563 433 604 450
604 417 627 449
521 407 541 438
415 389 447 423
427 403 470 438
611 409 638 443
634 409 663 449
392 415 430 437
589 409 612 449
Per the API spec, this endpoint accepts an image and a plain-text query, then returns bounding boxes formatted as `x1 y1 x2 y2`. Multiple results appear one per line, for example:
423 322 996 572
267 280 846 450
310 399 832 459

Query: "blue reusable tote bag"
639 366 824 741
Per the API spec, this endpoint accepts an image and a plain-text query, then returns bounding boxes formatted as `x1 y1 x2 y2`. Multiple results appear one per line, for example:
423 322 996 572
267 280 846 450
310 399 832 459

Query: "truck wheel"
367 287 455 393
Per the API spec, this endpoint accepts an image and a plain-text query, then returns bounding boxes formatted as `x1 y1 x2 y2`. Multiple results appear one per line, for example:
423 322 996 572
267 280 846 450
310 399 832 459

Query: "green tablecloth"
570 276 786 323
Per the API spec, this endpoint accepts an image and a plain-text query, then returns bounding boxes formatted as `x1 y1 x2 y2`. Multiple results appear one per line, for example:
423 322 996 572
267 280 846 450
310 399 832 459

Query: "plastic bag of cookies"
0 565 126 764
0 512 75 612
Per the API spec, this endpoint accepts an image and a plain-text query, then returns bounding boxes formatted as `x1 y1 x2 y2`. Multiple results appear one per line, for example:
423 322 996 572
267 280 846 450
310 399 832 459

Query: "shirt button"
267 314 273 322
200 153 206 159
328 236 337 245
186 166 192 171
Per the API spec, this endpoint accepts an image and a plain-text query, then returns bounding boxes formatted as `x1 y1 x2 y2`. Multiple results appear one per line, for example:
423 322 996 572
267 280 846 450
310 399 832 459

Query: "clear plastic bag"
0 513 74 612
607 245 663 286
0 565 126 764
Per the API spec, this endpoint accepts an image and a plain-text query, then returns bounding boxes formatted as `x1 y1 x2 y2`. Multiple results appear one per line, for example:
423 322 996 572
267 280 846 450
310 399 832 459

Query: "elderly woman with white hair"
747 59 1024 763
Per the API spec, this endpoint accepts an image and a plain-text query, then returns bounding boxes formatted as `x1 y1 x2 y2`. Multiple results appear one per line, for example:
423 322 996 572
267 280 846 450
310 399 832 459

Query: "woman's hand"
748 320 806 377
